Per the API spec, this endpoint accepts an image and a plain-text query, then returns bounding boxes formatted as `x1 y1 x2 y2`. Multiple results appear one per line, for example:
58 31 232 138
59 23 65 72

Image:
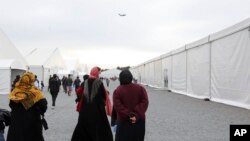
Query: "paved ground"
1 80 250 141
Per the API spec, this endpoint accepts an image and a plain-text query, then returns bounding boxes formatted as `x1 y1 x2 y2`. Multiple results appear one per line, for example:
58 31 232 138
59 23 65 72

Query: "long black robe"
7 99 47 141
71 78 113 141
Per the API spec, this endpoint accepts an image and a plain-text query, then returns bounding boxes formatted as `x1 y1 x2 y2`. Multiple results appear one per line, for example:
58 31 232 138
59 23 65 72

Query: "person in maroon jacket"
113 70 149 141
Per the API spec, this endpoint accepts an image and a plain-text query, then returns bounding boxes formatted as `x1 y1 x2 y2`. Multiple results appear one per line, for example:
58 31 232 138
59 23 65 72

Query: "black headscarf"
119 70 133 85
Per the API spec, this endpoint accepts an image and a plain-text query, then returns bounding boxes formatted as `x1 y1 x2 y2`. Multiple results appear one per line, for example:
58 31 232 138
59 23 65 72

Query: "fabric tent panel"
11 69 25 84
171 46 186 55
0 59 26 70
148 62 155 86
186 36 210 49
139 65 145 84
29 66 43 87
172 52 186 93
144 64 151 85
0 69 10 94
161 57 172 89
211 29 250 109
26 48 66 70
44 68 51 87
26 48 55 66
137 65 146 84
210 18 250 41
154 59 162 88
187 44 210 99
0 29 27 66
45 49 66 69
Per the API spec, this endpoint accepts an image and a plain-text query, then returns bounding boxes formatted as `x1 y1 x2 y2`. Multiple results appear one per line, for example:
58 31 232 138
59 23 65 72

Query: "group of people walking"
0 66 149 141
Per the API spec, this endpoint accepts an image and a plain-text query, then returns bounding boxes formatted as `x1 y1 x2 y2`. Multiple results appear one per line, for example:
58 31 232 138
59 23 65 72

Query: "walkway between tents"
1 80 250 141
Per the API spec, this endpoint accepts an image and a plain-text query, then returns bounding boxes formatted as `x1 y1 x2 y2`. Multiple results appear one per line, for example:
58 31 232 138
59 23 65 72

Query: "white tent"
100 69 121 79
131 18 250 109
0 29 27 94
57 59 87 81
25 48 66 86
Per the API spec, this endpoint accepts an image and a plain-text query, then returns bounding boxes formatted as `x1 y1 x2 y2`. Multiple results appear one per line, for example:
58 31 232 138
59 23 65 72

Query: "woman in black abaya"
71 66 113 141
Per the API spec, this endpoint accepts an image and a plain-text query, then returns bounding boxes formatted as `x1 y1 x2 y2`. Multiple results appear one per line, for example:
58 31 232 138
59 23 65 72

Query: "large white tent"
131 18 250 109
100 68 121 79
25 48 66 86
0 29 27 94
57 59 88 81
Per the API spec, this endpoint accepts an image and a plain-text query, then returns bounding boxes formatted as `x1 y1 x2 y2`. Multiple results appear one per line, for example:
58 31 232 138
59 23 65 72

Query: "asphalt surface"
1 80 250 141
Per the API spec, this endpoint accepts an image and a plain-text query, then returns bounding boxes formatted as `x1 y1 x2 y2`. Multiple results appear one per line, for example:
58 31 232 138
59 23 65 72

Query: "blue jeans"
0 130 5 141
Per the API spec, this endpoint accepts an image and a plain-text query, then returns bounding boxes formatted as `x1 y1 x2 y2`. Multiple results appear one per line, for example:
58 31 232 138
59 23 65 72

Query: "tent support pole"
209 35 212 100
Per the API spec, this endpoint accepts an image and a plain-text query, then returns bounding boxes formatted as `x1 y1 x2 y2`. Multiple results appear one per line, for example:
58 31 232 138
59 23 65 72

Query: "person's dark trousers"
51 91 59 106
0 130 4 141
115 120 145 141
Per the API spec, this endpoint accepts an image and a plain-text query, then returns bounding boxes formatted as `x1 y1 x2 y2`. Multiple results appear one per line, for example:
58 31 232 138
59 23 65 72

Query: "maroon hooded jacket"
113 83 148 123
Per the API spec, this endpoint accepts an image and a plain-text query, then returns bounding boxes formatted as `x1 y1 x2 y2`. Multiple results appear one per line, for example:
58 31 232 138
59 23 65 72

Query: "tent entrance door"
163 69 168 88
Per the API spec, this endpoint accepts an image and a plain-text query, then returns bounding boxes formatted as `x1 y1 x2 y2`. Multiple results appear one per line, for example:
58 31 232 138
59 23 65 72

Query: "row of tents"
0 29 86 94
130 18 250 109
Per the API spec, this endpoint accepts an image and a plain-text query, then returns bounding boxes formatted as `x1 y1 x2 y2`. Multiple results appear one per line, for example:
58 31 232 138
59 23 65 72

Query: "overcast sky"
0 0 250 69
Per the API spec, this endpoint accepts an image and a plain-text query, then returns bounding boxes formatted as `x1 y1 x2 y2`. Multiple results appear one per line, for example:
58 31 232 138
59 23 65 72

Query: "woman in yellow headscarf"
7 72 48 141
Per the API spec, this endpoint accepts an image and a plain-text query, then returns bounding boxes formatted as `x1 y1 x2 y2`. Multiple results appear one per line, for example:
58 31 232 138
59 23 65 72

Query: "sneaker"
51 106 55 109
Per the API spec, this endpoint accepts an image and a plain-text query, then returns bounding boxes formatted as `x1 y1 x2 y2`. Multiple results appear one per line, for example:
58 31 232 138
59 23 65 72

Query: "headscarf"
84 66 102 102
89 66 101 79
119 69 133 85
9 72 44 110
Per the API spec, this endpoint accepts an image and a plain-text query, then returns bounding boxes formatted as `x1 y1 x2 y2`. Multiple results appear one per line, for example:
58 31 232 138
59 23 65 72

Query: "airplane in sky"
118 13 126 16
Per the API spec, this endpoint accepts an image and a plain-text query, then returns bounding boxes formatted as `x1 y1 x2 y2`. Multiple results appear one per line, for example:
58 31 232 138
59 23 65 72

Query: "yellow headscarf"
9 72 44 110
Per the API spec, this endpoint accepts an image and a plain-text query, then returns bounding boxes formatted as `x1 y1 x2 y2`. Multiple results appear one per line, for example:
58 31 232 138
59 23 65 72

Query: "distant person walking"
73 76 81 94
7 72 48 141
71 66 113 141
49 74 60 109
62 76 67 93
41 81 44 91
11 75 20 91
75 74 89 112
113 70 149 141
34 75 40 89
66 75 73 96
0 108 11 141
106 78 110 87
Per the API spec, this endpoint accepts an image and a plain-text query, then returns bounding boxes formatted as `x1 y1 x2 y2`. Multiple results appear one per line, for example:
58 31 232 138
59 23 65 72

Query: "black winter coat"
7 99 47 141
71 79 113 141
49 78 60 93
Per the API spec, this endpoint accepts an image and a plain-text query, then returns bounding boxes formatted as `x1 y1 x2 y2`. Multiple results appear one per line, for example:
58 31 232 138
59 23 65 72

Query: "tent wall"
11 69 25 83
131 18 250 109
187 44 210 99
171 52 187 94
210 28 250 109
29 66 50 87
0 69 25 94
161 56 172 89
148 62 155 86
44 68 50 87
29 66 43 83
154 59 162 88
0 69 10 94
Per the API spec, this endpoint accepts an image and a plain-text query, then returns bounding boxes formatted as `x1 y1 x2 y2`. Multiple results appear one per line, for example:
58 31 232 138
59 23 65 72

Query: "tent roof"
0 59 26 70
25 48 66 69
0 28 27 68
100 69 121 78
210 18 250 41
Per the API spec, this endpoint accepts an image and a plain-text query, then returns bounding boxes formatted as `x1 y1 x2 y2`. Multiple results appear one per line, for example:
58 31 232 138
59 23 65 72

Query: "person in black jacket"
73 76 81 95
49 74 60 109
0 108 11 141
7 72 48 141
